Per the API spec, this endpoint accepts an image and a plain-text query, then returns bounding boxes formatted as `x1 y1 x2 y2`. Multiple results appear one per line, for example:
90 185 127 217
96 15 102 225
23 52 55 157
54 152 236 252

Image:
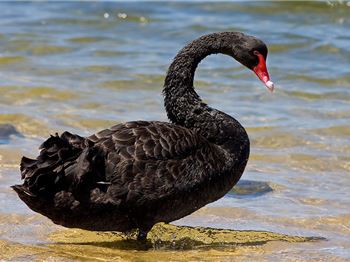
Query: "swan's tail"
12 131 107 226
18 131 93 196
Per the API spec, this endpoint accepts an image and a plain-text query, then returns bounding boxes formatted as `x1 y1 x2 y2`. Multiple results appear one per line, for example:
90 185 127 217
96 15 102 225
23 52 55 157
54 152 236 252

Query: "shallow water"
0 1 349 261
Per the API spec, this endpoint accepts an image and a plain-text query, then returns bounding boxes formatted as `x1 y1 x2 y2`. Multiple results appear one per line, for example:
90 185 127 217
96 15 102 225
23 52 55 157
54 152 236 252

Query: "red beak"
253 52 274 92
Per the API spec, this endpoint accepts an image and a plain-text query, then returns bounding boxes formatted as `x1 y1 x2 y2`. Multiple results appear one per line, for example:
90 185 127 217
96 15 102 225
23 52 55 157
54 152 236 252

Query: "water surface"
0 2 349 261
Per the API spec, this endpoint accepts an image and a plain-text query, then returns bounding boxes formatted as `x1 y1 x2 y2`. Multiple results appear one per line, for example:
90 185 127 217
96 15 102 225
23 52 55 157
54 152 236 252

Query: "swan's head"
233 35 274 92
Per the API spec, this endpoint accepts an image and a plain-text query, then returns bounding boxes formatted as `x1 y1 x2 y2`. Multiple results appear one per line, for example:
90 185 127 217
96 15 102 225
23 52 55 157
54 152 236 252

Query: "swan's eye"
251 50 260 66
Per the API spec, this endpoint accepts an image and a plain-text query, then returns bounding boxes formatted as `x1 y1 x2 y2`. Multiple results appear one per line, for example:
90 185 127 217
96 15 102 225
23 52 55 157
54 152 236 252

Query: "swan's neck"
163 33 250 154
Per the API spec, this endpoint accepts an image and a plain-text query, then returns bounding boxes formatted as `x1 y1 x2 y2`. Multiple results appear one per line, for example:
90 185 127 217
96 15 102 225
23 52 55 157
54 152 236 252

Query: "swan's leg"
137 229 149 241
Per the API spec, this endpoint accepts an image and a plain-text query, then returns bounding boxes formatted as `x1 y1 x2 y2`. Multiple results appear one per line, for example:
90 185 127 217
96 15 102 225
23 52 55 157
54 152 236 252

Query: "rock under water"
0 223 324 261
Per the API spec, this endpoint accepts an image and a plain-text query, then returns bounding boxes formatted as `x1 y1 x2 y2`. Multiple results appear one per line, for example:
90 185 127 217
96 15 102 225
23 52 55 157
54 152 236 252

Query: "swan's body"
12 32 273 240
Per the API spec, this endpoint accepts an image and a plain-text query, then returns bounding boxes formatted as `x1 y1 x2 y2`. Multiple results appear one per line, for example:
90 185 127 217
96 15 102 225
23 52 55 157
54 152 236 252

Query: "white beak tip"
265 80 274 92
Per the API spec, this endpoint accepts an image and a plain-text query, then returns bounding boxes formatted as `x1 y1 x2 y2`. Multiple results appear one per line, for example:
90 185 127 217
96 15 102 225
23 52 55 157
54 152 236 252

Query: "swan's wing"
14 120 228 229
89 120 204 162
88 120 227 206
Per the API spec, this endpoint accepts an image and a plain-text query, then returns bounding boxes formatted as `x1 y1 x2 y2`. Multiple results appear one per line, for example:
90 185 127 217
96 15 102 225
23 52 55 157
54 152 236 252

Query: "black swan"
12 32 274 241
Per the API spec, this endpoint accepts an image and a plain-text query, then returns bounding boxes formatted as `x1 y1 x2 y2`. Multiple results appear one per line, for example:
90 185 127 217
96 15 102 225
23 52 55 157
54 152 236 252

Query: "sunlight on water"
0 1 349 261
